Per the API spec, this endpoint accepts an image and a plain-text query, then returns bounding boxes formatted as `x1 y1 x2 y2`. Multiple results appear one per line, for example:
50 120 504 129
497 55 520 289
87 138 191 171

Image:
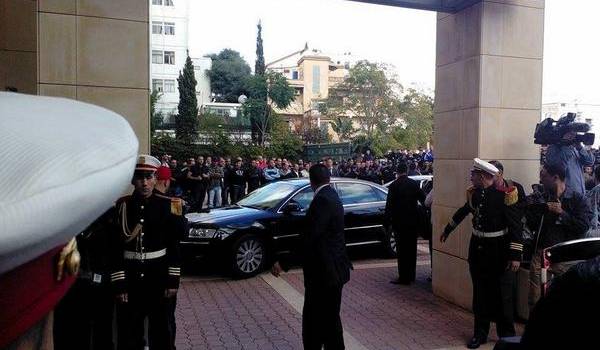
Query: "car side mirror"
283 202 301 214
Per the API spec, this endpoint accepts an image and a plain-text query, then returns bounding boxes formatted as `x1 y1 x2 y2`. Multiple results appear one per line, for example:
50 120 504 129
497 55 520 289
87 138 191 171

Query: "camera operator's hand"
547 202 564 215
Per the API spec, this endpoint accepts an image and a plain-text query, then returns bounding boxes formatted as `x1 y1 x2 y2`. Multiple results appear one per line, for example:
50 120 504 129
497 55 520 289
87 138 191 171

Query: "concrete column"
1 0 150 153
432 0 545 309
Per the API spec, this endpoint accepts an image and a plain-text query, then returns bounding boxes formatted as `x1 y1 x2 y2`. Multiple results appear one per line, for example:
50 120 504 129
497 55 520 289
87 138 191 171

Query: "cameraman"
526 163 592 310
545 131 595 195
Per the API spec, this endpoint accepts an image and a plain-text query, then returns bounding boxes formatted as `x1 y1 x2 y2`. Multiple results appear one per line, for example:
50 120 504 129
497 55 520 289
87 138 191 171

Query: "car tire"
230 234 267 279
383 227 398 258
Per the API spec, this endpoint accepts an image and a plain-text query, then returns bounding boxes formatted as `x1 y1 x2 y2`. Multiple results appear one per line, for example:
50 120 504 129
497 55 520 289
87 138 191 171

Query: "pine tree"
255 21 265 75
176 55 199 142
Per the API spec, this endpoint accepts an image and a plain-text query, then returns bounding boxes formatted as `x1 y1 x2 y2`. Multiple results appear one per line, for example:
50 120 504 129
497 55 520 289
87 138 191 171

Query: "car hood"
185 206 274 227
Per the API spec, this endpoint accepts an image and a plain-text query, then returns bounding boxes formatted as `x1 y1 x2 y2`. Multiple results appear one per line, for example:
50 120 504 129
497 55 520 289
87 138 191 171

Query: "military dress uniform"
111 155 185 350
442 159 523 345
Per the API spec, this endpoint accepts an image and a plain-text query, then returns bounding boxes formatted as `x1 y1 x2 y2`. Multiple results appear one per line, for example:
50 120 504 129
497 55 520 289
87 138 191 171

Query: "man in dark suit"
326 157 340 177
385 161 426 284
272 164 351 350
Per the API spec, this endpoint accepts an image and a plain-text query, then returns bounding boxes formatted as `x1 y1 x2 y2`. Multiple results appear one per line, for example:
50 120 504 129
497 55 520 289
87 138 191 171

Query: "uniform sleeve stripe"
111 276 125 281
111 271 125 276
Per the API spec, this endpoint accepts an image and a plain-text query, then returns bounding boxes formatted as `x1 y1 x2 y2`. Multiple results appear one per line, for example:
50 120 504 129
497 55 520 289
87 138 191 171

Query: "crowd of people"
158 148 434 211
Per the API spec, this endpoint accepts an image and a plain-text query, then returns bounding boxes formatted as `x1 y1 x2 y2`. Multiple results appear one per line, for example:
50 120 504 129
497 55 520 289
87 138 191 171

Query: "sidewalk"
175 246 511 349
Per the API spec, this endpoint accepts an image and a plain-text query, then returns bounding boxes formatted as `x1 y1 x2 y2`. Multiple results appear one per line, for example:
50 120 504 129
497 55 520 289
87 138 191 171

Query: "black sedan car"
181 178 396 278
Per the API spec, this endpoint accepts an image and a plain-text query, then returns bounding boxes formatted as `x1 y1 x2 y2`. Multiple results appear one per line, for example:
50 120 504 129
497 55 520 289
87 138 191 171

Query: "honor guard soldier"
111 155 184 350
440 158 523 349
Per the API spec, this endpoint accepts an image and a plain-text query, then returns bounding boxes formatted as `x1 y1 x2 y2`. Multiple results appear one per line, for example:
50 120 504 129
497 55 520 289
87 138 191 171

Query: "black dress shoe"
389 279 411 285
466 337 487 349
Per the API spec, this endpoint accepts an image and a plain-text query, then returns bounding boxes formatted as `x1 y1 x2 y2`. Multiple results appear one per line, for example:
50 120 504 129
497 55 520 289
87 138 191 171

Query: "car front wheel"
231 234 266 278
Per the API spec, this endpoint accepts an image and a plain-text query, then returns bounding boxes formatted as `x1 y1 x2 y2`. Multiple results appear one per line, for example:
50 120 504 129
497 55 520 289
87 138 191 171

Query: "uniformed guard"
440 158 523 349
54 210 115 350
111 155 184 350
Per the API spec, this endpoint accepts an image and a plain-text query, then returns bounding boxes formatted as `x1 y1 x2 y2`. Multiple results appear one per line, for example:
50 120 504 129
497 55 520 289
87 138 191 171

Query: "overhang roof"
347 0 481 13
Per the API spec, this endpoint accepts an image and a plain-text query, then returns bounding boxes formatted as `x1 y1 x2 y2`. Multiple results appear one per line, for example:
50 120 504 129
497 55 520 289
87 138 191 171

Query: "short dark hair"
544 163 566 181
489 160 504 173
309 164 330 186
396 161 408 174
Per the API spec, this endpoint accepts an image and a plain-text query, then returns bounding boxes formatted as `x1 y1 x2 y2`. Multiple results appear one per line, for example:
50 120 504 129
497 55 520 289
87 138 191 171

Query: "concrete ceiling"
347 0 481 13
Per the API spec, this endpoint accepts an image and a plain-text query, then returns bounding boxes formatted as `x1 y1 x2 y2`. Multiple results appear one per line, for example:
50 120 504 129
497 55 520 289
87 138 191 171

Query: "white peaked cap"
472 158 500 176
0 92 139 274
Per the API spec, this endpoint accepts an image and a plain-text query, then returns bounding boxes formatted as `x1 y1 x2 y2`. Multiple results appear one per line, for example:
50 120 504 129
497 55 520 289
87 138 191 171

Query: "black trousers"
193 184 206 211
230 185 244 203
222 185 229 206
167 296 177 350
116 286 171 350
54 278 114 350
303 285 345 350
394 229 417 282
469 236 516 340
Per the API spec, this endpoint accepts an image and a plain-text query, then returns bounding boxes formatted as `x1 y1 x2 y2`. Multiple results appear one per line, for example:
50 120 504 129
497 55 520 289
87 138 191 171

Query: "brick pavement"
176 243 519 349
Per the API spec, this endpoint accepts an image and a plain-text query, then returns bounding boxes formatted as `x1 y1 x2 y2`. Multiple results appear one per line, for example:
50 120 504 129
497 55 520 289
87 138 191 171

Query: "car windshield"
237 182 299 210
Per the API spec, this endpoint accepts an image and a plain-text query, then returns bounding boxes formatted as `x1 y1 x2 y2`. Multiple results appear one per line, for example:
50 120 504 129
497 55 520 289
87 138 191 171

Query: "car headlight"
189 227 217 239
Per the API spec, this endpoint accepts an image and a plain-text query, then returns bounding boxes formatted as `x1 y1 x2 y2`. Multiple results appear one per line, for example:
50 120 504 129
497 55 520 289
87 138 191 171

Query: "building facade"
266 45 352 141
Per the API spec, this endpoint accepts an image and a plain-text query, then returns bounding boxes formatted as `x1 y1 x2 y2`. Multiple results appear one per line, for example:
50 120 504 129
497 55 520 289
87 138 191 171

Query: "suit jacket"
283 185 351 289
328 167 340 177
384 175 426 232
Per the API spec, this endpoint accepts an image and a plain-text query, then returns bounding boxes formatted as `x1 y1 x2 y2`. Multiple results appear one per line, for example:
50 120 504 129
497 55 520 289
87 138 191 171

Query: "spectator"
207 158 224 209
187 156 207 212
326 158 339 177
585 165 600 237
222 157 233 206
545 133 595 194
583 165 595 191
263 159 281 183
407 161 421 176
229 158 246 203
279 161 293 179
300 162 310 178
246 159 261 193
526 163 593 310
290 163 301 178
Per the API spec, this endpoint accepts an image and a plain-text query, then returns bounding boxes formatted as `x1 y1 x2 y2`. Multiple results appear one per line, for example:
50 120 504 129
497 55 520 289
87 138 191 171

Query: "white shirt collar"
314 184 329 196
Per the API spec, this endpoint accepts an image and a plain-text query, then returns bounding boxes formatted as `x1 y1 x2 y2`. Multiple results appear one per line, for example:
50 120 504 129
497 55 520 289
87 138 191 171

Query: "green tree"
266 115 303 160
150 89 164 135
176 55 199 142
206 49 252 103
243 71 294 146
323 60 402 143
330 116 356 142
255 21 265 75
392 88 434 149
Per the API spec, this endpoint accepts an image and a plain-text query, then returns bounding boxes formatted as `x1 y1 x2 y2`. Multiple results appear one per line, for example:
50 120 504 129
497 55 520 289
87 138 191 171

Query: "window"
164 22 175 35
290 187 314 210
165 0 174 5
312 66 320 94
152 79 164 92
292 71 299 80
152 0 162 5
336 183 380 205
152 21 163 34
164 80 176 93
164 51 175 65
152 50 163 64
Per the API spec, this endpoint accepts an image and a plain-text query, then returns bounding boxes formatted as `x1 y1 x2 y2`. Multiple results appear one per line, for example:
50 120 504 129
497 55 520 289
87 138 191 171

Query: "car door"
273 186 313 254
334 181 386 245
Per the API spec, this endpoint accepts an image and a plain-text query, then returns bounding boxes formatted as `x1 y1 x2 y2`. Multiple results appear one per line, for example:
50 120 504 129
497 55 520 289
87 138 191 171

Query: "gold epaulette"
504 186 519 206
170 198 183 216
154 192 183 216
